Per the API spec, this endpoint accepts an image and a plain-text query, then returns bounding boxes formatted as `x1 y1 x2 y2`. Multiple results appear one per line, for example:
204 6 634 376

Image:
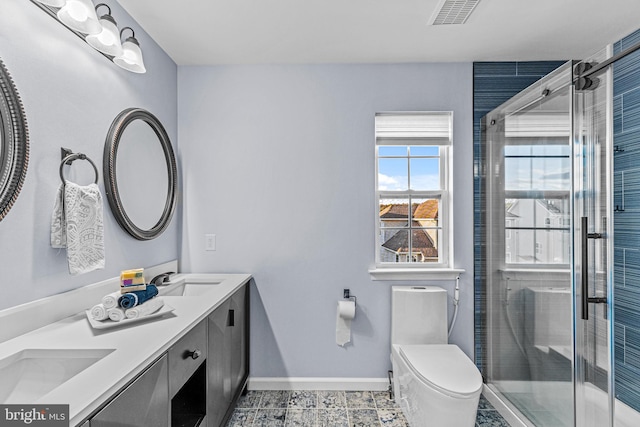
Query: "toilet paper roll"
336 300 356 347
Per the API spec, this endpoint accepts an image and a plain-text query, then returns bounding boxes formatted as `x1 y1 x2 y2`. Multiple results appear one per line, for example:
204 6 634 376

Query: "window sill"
498 268 570 279
368 267 465 281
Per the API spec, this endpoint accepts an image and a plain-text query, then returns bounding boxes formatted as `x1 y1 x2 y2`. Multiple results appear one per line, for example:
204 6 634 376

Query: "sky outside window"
504 144 570 191
378 146 441 191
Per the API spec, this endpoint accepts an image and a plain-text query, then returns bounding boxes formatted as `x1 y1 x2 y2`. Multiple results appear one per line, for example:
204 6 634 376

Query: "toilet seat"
397 344 482 399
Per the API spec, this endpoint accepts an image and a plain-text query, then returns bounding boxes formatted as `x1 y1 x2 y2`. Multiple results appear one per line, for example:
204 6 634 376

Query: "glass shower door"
572 49 614 427
483 63 575 427
481 51 618 427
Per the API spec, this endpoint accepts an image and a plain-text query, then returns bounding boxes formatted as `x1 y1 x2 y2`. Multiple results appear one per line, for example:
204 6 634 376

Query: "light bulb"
66 2 87 21
57 0 101 34
86 14 123 57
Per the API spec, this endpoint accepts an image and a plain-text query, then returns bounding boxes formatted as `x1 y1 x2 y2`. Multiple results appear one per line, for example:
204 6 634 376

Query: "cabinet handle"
185 349 202 360
228 309 235 327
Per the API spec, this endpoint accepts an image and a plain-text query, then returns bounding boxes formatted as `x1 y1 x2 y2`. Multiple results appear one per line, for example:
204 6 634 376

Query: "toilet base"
391 345 480 427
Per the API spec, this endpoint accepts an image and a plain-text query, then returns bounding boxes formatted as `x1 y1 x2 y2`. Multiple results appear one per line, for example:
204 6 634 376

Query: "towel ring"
59 153 99 185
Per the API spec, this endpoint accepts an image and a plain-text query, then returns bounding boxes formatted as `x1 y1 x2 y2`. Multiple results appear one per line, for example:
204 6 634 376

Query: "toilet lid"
399 344 482 398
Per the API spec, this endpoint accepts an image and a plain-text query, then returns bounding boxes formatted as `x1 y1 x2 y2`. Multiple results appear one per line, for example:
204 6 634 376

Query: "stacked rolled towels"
89 268 164 323
90 290 122 321
90 286 163 323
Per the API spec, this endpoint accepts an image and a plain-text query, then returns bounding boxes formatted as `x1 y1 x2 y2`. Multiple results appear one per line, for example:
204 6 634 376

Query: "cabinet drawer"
168 320 207 397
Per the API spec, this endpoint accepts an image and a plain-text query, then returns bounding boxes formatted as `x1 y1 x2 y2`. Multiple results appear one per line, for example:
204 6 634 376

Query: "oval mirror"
104 108 177 240
0 58 29 222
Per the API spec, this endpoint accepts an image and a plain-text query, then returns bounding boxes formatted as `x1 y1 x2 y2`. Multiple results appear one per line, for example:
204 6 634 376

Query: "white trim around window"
368 267 465 281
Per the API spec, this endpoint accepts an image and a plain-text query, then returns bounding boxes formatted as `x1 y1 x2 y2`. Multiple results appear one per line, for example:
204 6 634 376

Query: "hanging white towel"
51 181 105 275
51 184 66 248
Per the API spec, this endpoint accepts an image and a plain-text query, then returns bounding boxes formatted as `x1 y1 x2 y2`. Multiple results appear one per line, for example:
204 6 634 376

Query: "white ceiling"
115 0 640 66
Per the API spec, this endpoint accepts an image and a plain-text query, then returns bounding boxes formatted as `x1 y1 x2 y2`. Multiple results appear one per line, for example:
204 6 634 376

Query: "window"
374 112 453 268
503 143 571 265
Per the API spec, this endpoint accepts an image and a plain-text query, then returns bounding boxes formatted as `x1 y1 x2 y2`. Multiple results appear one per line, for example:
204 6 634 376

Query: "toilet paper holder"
343 289 357 307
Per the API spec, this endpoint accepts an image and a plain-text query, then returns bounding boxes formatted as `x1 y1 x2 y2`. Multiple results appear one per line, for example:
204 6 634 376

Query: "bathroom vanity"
90 282 248 427
0 266 251 427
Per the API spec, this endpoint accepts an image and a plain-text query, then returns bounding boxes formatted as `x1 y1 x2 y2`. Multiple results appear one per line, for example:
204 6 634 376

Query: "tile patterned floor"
225 390 511 427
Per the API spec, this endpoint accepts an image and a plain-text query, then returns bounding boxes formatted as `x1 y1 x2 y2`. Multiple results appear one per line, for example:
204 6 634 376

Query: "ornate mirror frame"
0 58 29 222
103 108 177 240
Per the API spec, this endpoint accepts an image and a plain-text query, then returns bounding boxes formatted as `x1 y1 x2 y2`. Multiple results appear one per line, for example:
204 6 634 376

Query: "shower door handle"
581 216 607 320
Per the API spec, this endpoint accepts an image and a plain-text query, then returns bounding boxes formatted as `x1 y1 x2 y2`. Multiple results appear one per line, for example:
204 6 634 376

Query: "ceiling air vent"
428 0 481 25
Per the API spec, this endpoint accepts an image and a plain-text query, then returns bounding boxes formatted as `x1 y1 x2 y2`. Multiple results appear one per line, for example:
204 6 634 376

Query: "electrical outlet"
205 234 216 251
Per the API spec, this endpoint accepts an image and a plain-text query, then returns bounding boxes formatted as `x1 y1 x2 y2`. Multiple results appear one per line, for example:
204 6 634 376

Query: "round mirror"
0 58 29 222
104 108 177 240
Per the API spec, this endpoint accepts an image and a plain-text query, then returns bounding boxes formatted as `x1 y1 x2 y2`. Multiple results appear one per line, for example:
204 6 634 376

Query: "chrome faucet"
150 272 175 286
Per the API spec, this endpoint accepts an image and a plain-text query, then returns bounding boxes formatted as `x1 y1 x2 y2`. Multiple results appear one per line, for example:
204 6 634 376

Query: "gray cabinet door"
230 284 249 398
207 298 232 427
207 283 250 427
91 354 169 427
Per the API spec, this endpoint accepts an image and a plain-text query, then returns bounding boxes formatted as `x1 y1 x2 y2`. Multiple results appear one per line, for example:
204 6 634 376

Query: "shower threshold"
484 381 640 427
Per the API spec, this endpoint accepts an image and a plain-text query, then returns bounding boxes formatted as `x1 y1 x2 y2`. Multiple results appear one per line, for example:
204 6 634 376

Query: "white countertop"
0 273 251 426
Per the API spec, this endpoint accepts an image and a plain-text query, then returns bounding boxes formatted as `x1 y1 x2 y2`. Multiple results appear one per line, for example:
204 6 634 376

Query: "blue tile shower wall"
472 61 566 372
613 28 640 412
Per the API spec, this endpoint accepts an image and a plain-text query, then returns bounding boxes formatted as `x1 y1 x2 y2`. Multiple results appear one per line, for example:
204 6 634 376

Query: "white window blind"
375 112 453 145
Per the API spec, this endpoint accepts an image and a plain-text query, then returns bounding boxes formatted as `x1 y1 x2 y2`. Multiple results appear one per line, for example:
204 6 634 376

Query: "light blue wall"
178 63 474 377
0 0 178 310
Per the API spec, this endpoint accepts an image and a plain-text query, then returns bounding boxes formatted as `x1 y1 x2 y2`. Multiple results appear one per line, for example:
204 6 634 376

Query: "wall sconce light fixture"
30 0 146 74
86 4 123 57
113 27 146 73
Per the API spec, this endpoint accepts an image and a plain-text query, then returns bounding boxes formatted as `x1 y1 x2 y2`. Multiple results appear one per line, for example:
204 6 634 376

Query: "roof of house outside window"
379 200 438 220
379 200 439 259
381 224 438 258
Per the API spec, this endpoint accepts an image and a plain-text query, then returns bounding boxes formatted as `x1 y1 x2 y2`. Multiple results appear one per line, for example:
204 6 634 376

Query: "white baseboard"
247 377 389 391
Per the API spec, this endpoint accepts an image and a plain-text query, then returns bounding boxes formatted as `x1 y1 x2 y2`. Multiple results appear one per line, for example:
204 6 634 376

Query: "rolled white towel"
102 291 121 309
90 303 108 321
108 308 126 322
125 297 164 320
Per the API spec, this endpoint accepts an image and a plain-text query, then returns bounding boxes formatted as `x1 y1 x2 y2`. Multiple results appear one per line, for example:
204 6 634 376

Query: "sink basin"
0 348 114 403
160 282 219 297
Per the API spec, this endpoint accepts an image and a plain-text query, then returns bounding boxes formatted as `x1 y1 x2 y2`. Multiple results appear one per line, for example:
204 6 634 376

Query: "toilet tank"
391 286 448 346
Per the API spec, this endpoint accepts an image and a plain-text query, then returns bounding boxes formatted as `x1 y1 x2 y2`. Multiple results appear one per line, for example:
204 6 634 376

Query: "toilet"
391 286 482 427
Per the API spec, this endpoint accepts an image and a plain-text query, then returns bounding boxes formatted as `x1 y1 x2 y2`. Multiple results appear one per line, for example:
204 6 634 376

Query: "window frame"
373 112 454 271
502 142 571 267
